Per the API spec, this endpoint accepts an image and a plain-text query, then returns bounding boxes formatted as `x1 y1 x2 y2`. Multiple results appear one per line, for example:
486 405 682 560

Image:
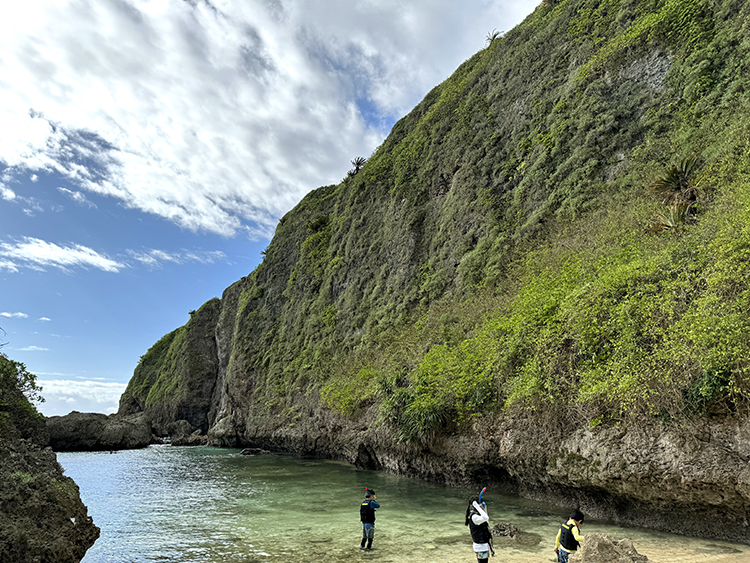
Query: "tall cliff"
120 0 750 542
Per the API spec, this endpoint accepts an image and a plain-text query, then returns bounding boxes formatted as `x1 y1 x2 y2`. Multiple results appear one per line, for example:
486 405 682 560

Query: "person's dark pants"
361 523 374 549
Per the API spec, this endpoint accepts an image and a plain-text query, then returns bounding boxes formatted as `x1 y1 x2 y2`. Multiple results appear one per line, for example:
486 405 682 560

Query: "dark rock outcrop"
47 411 153 451
171 429 208 446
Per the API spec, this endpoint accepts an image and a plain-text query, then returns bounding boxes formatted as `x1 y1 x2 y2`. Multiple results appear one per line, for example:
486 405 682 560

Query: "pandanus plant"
648 156 700 232
485 29 502 48
346 156 367 179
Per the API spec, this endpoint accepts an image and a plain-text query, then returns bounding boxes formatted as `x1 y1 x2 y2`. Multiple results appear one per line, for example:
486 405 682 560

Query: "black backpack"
360 501 375 523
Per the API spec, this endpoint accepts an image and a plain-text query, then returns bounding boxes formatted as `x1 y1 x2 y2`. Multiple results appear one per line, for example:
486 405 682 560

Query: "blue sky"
0 0 539 417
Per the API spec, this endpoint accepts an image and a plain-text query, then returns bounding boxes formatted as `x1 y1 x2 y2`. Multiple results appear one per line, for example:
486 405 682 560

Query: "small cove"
58 445 750 563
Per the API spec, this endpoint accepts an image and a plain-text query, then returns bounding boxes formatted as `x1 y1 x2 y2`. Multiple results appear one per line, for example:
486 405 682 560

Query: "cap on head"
570 509 584 522
365 490 375 498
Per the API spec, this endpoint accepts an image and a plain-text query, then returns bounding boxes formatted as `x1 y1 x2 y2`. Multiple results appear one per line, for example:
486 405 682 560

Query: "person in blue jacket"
359 489 380 550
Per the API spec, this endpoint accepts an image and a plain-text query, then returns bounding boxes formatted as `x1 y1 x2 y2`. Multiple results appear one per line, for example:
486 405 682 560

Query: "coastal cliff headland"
86 0 750 544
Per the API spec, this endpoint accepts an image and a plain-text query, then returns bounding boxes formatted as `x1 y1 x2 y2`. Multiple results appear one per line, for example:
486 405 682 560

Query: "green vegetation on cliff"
120 298 221 433
126 0 750 444
0 352 45 441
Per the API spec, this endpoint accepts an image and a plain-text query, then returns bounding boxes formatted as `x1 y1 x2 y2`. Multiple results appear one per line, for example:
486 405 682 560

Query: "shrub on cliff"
0 352 46 442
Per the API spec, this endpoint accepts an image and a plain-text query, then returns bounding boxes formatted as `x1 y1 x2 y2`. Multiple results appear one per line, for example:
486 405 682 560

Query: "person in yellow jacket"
554 509 584 563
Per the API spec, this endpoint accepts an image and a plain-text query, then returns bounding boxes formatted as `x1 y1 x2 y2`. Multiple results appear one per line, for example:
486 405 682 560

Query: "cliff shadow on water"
109 0 750 544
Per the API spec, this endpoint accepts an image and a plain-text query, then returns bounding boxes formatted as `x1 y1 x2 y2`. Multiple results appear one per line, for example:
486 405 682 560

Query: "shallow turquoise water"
58 445 749 563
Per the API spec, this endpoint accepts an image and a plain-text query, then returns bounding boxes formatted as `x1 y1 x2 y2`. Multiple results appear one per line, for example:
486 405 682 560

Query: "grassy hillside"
127 0 750 444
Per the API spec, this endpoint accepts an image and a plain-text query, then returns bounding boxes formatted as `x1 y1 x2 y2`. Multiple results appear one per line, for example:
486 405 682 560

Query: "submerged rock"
491 522 524 538
240 447 270 455
490 522 542 548
569 533 650 563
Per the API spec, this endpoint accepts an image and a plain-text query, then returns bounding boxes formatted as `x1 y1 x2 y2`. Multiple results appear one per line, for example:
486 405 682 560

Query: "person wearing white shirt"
465 497 493 561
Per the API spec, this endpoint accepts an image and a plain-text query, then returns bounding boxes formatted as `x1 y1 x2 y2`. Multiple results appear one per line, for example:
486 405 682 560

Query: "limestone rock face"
0 438 100 562
569 533 650 563
47 411 153 451
537 419 750 540
1 356 100 561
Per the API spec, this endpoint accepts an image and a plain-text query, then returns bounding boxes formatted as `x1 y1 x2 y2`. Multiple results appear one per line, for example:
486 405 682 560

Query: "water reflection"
58 446 749 563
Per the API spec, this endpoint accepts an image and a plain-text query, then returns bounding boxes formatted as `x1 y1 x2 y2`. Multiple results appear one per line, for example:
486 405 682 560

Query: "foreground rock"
0 438 100 562
1 355 100 561
47 411 153 451
570 533 650 563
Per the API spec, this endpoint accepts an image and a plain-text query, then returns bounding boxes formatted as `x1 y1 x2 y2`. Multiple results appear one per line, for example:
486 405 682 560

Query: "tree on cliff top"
0 352 45 441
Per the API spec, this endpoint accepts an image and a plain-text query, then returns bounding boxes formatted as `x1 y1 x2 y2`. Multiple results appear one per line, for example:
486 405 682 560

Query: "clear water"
58 445 750 563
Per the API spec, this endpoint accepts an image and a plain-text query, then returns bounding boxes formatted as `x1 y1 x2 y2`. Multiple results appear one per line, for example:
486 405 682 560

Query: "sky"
0 0 540 417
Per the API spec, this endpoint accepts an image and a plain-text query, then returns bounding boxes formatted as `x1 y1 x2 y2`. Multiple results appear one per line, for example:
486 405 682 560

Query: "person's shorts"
474 550 490 560
362 523 375 538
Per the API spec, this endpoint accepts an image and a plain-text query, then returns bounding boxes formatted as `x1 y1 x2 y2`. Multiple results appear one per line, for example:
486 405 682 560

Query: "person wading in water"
360 488 380 550
465 493 494 562
554 509 585 562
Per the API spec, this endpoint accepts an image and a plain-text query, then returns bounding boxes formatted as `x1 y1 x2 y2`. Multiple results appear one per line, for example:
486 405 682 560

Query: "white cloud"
0 235 229 273
18 345 49 352
0 236 126 273
38 317 52 322
0 259 19 273
1 186 16 201
1 311 28 318
36 379 127 417
127 248 226 268
58 187 97 208
0 0 538 238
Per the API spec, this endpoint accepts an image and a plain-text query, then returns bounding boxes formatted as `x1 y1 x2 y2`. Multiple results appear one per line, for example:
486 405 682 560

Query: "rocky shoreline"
47 402 750 544
217 407 750 543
